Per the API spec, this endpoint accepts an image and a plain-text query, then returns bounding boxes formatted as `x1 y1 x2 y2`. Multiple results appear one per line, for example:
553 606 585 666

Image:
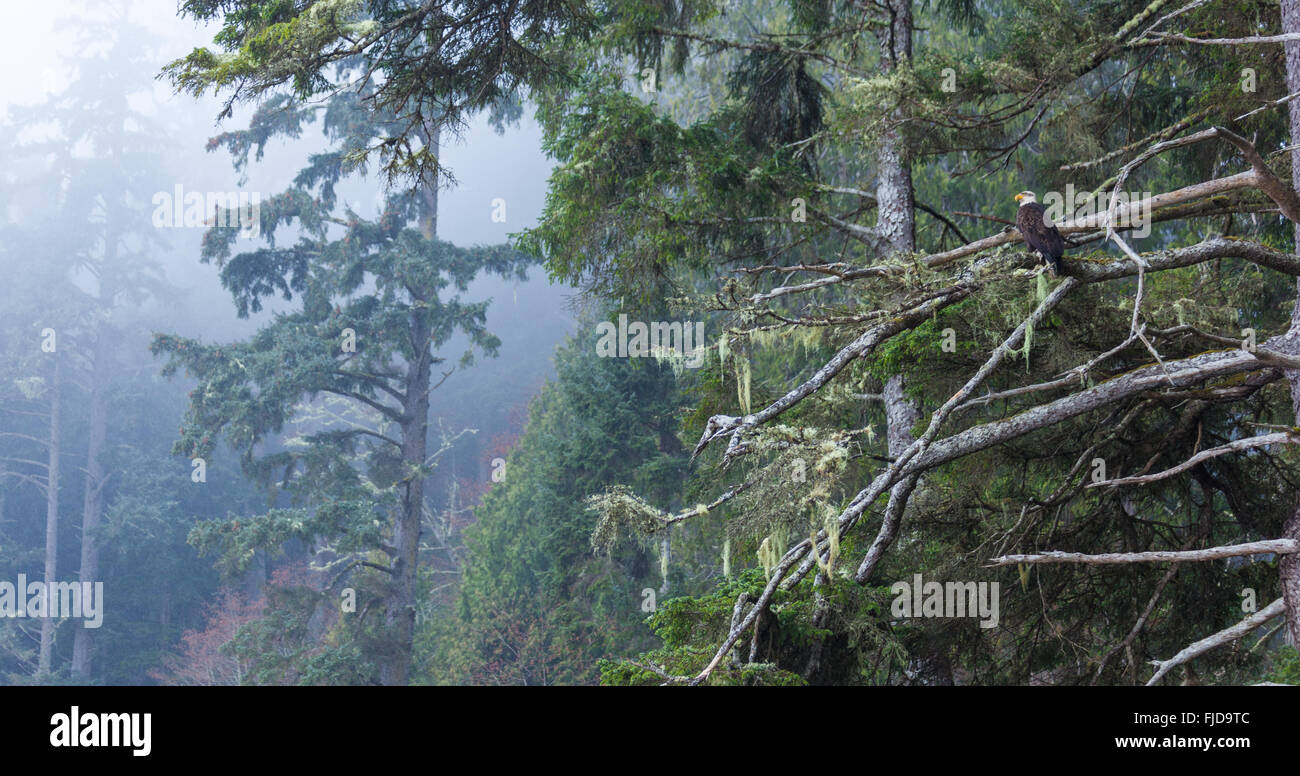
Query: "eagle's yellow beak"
1014 193 1024 202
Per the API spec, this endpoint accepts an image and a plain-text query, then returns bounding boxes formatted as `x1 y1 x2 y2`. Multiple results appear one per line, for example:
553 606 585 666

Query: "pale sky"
0 0 556 248
0 0 216 115
0 0 567 350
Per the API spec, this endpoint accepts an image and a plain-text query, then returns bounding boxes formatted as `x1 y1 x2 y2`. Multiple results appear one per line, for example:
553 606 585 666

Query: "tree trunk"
874 0 915 255
875 1 921 471
875 0 952 685
72 329 110 679
883 374 920 460
37 351 61 678
875 0 919 460
1278 0 1300 647
379 125 439 685
419 127 439 241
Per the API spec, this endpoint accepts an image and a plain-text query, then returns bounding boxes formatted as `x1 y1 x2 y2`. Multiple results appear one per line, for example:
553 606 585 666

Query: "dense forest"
3 0 1300 689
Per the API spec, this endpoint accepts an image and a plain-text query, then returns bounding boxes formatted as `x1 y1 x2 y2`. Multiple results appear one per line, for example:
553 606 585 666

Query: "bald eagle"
1014 191 1064 275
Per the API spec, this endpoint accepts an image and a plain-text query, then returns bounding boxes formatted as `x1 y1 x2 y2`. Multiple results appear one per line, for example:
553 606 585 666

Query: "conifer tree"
520 0 1300 684
153 83 530 684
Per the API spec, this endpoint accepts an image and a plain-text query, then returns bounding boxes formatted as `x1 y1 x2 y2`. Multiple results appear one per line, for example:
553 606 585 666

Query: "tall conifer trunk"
875 0 915 256
38 351 61 677
874 0 919 460
1277 0 1300 647
875 2 921 485
875 0 953 685
381 126 439 685
72 328 110 679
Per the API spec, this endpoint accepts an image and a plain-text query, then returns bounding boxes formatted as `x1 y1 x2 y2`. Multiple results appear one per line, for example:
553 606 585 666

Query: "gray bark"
918 349 1289 479
883 375 920 460
874 0 915 254
875 0 921 465
380 124 439 685
1279 0 1300 647
876 0 953 686
699 236 1300 461
989 540 1300 567
37 352 61 677
799 347 1300 596
72 329 110 679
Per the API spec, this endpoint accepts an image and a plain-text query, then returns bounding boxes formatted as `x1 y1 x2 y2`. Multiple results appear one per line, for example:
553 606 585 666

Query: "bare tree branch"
1090 432 1300 488
1146 598 1287 686
987 540 1300 567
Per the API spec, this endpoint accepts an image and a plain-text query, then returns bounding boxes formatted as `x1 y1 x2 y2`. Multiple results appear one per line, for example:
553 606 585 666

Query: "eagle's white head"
1014 190 1037 205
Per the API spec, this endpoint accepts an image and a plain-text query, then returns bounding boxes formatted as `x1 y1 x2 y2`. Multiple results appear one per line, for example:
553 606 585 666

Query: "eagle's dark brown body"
1015 200 1065 274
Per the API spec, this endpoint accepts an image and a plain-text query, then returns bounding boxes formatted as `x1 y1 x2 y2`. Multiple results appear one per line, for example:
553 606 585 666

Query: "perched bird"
1014 190 1065 275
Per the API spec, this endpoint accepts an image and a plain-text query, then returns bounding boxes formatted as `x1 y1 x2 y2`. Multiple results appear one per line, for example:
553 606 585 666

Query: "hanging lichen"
737 356 752 415
1026 272 1050 369
812 507 840 578
724 424 866 544
650 343 690 377
659 537 669 585
1023 317 1034 370
749 324 821 356
756 526 787 580
722 537 731 579
587 485 671 555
